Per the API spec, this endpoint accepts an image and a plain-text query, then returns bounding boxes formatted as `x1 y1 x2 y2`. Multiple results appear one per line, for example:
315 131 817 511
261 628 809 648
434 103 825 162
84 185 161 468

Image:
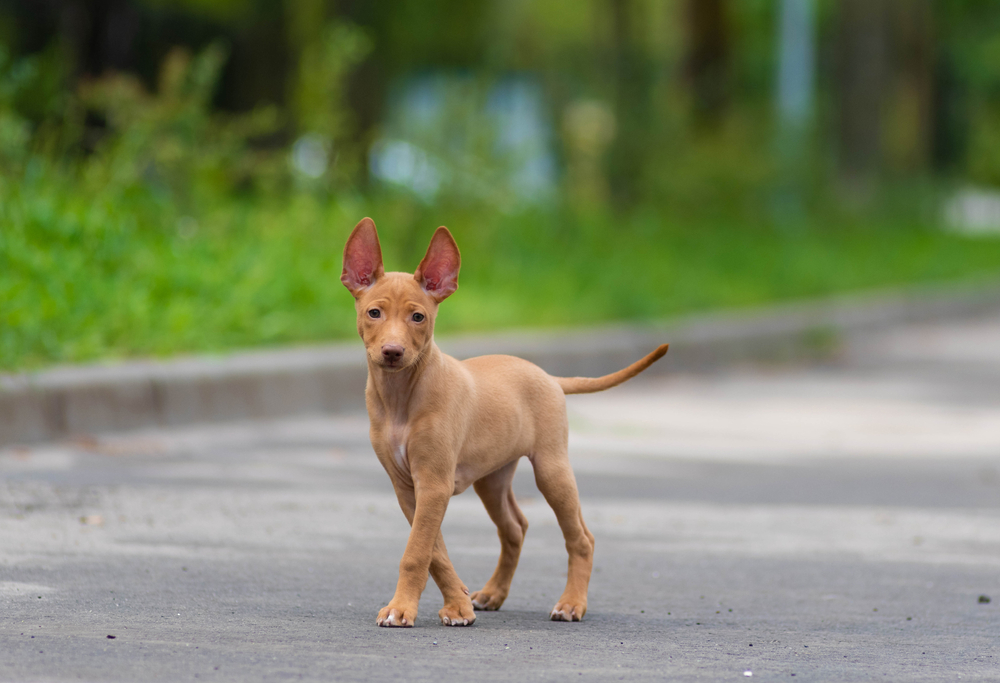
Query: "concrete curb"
2 280 999 446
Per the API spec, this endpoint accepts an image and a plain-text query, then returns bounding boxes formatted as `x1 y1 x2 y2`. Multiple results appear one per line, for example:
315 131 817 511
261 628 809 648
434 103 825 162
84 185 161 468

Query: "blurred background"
3 0 1000 370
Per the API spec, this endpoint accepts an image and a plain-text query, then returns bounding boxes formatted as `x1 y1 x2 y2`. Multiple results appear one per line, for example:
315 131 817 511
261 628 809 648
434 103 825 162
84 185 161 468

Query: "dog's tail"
556 344 668 395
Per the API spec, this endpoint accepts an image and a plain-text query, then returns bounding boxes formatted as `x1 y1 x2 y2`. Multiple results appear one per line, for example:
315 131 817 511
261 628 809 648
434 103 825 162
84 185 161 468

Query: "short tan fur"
341 217 668 627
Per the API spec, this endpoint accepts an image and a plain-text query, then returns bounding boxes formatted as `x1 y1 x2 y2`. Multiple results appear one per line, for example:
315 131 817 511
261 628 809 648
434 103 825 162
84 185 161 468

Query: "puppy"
341 217 667 626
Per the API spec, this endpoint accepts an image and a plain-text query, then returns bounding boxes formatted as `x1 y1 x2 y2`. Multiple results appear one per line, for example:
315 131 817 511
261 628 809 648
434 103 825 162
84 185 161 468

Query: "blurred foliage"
77 43 286 205
0 44 72 166
2 0 1000 370
286 1 371 188
5 174 1000 371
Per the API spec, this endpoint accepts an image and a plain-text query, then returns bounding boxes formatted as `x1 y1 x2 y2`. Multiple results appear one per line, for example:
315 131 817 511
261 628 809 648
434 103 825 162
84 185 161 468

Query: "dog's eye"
367 309 381 319
412 312 425 323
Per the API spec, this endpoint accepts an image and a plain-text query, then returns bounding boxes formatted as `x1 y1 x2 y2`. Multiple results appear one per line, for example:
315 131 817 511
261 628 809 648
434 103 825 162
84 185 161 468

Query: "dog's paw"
376 604 417 627
549 600 586 622
439 600 476 627
470 588 507 611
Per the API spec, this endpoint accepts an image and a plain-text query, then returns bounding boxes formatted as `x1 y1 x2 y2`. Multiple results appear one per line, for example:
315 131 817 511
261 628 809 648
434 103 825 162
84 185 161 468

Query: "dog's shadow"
438 609 597 632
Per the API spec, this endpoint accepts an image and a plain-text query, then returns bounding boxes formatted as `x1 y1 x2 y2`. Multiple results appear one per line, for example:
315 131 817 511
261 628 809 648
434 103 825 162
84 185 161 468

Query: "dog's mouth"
373 355 407 371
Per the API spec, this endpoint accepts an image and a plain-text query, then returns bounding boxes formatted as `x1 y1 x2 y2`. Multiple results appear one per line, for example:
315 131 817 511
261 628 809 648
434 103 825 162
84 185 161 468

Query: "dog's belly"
452 463 477 495
452 443 526 496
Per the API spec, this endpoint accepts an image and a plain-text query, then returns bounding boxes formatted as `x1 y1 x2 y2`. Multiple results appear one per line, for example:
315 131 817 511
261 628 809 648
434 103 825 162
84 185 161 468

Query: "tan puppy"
341 217 668 627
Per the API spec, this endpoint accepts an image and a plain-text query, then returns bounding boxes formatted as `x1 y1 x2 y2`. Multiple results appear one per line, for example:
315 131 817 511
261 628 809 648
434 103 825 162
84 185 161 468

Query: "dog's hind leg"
470 460 529 611
529 445 595 622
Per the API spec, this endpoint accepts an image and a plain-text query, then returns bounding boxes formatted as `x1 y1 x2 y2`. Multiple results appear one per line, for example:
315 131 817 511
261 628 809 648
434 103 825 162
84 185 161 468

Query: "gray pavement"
2 311 1000 681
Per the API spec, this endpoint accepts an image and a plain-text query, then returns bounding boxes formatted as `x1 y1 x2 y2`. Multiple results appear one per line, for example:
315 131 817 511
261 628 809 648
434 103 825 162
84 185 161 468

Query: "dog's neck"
367 341 442 424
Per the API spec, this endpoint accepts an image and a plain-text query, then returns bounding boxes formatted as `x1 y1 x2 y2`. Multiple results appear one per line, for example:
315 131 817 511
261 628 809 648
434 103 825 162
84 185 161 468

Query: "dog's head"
341 217 460 371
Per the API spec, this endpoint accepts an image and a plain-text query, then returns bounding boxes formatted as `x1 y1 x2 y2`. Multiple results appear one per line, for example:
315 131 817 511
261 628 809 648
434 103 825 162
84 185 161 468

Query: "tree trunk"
836 0 888 192
607 0 646 206
884 0 935 173
684 0 729 126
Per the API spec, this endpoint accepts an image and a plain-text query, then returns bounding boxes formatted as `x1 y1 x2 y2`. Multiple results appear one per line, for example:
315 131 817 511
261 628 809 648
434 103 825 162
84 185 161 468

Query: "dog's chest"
386 422 410 472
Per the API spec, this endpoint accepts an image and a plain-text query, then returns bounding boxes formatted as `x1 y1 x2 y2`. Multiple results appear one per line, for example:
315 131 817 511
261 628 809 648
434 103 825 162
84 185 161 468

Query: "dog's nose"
381 344 404 362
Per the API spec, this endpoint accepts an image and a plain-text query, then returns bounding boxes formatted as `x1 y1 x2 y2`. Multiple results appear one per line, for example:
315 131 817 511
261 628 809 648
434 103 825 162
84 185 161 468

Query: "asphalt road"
2 312 999 682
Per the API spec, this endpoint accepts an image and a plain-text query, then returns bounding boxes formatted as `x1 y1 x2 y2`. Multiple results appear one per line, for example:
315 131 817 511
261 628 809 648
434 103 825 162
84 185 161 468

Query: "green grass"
3 166 1000 372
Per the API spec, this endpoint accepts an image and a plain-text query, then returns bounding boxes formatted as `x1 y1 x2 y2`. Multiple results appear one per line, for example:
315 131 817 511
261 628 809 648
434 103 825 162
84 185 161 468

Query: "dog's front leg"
384 481 476 627
377 482 453 627
427 530 476 625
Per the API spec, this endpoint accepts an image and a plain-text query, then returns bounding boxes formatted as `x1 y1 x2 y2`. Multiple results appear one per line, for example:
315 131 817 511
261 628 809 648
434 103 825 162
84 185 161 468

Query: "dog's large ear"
414 226 460 303
341 217 385 298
